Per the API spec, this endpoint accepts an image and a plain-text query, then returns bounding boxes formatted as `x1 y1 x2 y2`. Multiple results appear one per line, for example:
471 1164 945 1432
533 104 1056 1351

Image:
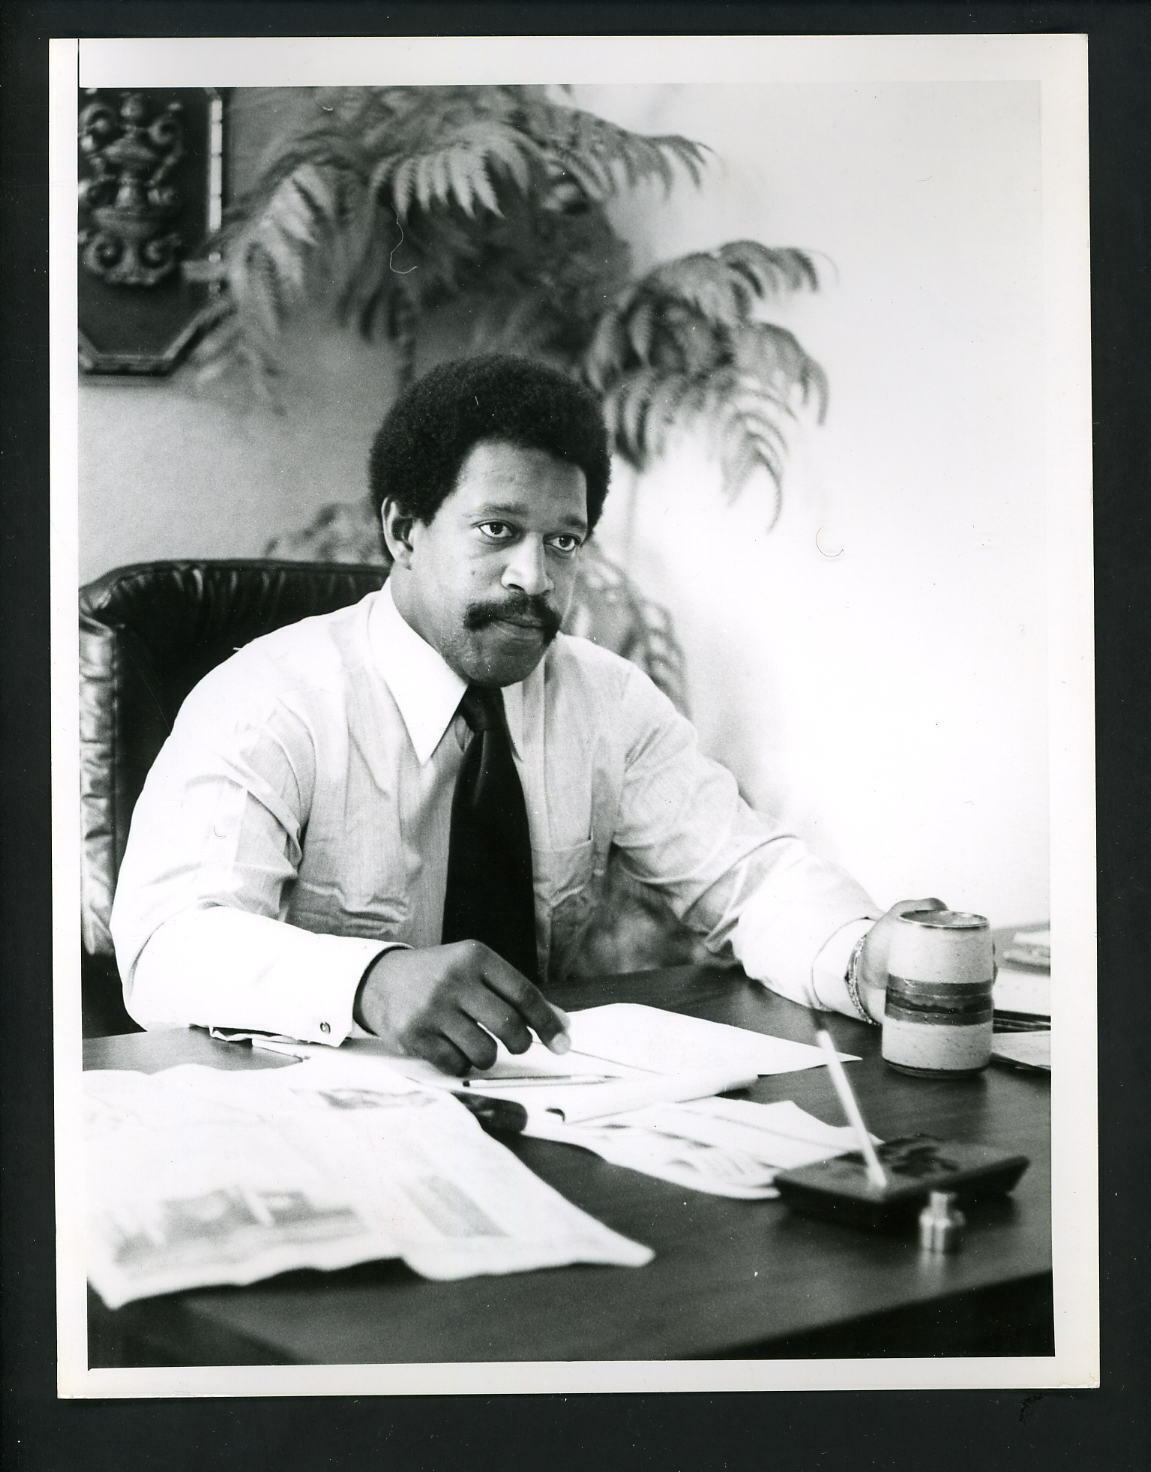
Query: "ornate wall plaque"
78 88 225 376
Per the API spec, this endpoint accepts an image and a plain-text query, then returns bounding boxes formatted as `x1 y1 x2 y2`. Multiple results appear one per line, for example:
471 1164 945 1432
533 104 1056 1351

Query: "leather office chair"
79 550 701 1037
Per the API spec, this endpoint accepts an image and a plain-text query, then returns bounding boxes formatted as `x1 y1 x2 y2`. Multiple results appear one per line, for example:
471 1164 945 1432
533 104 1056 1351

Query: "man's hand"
353 940 571 1075
856 897 948 1021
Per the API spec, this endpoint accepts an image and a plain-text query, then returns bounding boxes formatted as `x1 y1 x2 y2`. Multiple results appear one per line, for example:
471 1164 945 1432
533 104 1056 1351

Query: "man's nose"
501 538 552 597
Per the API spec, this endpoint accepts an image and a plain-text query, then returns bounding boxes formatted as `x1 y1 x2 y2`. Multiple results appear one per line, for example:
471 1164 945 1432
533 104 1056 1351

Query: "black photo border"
3 2 1148 1467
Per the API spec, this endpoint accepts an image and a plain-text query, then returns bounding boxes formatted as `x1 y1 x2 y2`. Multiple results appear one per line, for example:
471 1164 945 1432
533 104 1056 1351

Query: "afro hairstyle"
368 355 611 550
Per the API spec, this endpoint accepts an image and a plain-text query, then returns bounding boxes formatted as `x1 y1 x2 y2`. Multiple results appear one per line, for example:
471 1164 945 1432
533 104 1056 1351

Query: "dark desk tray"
774 1134 1031 1231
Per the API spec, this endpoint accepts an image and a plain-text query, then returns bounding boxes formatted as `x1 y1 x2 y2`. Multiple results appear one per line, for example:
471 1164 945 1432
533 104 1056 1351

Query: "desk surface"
85 965 1051 1365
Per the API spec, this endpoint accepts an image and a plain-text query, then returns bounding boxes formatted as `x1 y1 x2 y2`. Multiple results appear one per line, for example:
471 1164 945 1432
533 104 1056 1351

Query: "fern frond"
549 147 612 201
467 125 535 193
618 373 655 456
627 369 701 459
646 370 704 437
644 253 746 324
518 95 710 201
444 145 480 217
659 134 709 189
601 375 647 464
386 122 543 220
412 152 438 214
242 241 288 334
625 298 657 361
703 370 796 508
583 308 631 392
601 366 703 464
717 392 792 460
189 300 241 382
717 240 820 298
732 323 829 420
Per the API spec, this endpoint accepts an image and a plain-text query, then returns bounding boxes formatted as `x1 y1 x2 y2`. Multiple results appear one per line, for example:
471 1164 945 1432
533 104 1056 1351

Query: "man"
112 355 938 1074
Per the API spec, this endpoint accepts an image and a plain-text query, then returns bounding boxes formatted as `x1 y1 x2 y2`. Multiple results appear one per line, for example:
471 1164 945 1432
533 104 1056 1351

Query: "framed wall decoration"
77 87 226 376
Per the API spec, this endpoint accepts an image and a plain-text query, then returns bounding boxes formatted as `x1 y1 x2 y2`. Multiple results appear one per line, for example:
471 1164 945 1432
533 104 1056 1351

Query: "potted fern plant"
195 83 828 526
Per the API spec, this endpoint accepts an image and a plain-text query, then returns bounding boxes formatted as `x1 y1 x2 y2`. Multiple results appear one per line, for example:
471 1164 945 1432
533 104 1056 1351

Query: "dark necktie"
441 685 538 982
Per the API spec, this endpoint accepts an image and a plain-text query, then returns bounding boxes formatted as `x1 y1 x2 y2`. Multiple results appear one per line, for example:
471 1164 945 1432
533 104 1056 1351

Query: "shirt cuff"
811 919 875 1017
125 910 409 1047
272 938 417 1044
313 938 397 1044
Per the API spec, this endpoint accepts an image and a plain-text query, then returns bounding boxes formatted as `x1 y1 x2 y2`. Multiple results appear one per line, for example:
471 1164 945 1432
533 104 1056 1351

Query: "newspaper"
84 1061 652 1309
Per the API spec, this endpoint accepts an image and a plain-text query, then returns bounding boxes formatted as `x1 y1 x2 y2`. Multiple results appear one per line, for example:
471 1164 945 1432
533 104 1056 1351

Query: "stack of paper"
224 1004 864 1203
994 926 1051 1033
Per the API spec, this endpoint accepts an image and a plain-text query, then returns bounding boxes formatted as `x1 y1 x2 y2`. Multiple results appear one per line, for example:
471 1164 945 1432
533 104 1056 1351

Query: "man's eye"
547 535 583 556
478 522 514 541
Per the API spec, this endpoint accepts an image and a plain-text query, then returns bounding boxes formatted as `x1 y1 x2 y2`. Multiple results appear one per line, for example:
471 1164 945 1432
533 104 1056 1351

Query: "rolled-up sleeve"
611 665 879 1014
110 661 392 1044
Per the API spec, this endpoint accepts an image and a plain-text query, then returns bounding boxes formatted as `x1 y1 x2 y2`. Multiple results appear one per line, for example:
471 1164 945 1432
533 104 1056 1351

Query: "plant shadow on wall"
193 83 832 974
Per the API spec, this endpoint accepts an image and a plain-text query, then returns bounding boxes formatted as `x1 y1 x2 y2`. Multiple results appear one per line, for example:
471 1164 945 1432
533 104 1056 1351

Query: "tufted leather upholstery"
79 560 387 1033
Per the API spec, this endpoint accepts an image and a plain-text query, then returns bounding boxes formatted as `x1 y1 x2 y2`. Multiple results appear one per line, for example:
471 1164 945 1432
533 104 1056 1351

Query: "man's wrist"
352 944 407 1033
352 965 374 1032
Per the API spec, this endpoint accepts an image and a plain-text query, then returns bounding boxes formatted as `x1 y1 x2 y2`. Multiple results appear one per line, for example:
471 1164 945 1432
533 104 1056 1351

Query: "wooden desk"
86 965 1051 1365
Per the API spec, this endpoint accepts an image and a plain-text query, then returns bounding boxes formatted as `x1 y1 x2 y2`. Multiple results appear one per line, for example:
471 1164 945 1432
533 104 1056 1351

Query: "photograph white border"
53 31 1096 1397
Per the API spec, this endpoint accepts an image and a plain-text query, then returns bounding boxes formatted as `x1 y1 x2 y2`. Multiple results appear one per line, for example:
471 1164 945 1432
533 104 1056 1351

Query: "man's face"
385 439 590 687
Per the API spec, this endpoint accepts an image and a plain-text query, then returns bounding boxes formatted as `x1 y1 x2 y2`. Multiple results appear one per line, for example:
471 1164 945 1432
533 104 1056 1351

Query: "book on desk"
991 925 1051 1071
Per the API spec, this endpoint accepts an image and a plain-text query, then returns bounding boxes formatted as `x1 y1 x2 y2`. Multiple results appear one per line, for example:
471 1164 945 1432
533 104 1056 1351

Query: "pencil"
815 1028 890 1190
462 1073 611 1088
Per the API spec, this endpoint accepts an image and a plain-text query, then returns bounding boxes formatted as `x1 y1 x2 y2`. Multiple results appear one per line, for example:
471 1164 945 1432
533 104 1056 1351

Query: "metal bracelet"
845 930 879 1024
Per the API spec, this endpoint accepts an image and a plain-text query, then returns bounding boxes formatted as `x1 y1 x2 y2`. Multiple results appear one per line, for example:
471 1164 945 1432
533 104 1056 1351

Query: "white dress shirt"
112 583 878 1043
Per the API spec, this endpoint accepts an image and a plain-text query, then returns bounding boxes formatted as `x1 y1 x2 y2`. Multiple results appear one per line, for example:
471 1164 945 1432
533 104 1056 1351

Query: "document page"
564 1003 857 1077
524 1097 871 1199
240 1004 855 1121
84 1062 652 1309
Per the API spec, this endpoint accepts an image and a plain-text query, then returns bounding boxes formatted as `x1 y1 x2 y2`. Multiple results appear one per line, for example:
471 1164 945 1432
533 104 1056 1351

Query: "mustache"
464 593 561 640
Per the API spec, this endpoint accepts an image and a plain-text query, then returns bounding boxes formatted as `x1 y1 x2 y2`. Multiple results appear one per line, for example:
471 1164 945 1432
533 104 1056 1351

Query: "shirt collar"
370 581 526 763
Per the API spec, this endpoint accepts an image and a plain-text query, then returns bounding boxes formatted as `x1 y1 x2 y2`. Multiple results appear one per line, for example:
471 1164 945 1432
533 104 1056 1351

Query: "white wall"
78 80 1050 928
584 82 1049 926
79 320 400 577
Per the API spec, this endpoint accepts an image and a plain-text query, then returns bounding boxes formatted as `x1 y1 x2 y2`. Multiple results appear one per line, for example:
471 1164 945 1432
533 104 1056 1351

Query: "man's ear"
381 499 417 568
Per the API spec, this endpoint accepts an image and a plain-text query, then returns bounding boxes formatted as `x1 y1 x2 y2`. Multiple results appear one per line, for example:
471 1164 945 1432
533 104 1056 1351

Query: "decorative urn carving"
78 92 187 288
77 87 225 375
